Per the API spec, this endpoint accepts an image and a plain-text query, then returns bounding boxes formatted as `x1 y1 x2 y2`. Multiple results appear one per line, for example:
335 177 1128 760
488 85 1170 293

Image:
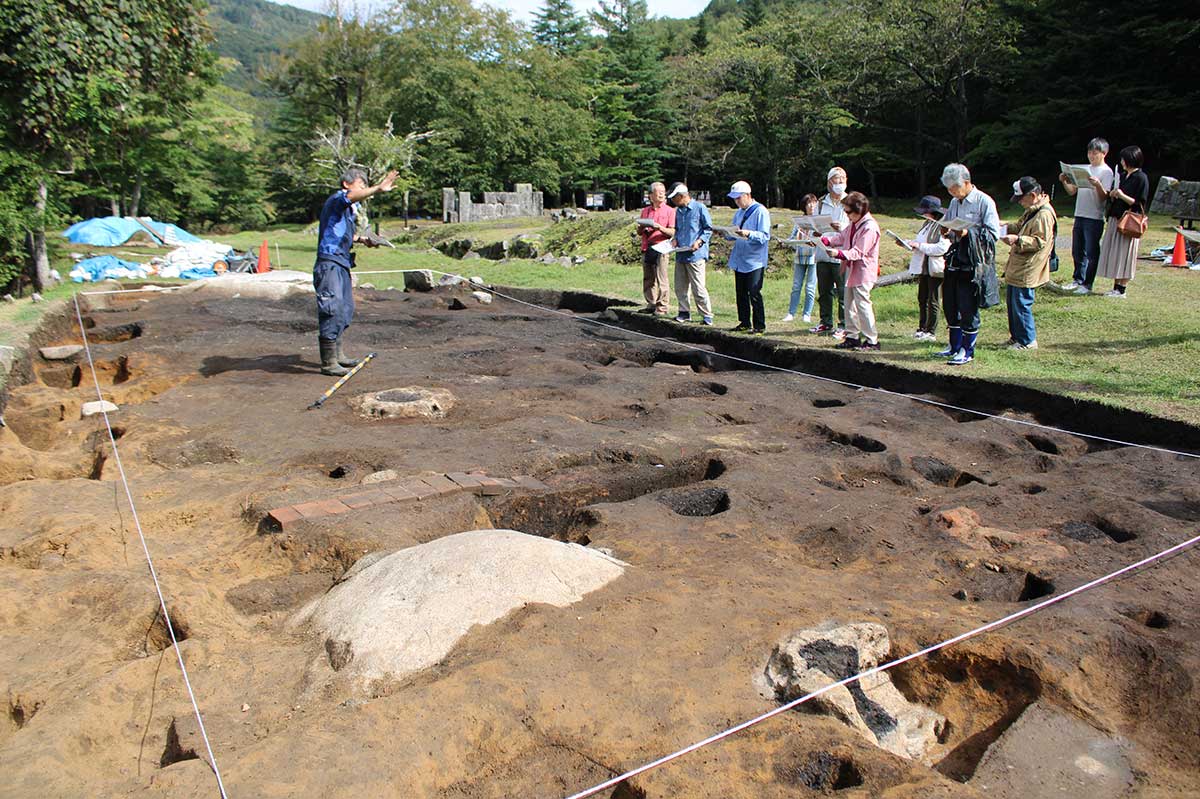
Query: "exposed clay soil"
1 284 1198 798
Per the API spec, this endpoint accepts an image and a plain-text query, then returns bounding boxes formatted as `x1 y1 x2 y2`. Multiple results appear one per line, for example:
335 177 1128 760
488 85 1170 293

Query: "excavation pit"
1 286 1197 797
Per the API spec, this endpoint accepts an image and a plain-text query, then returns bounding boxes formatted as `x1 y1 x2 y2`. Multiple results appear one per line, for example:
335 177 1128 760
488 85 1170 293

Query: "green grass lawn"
18 208 1200 424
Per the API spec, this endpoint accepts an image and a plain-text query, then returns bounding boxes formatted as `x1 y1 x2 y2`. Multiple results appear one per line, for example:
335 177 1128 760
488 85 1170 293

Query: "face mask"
830 182 847 196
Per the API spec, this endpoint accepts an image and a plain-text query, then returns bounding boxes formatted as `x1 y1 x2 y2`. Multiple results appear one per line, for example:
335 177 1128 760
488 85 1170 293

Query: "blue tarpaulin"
69 255 151 282
62 216 203 247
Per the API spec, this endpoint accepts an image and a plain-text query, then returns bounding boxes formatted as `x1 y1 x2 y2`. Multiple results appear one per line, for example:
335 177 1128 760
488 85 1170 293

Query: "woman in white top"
896 195 952 341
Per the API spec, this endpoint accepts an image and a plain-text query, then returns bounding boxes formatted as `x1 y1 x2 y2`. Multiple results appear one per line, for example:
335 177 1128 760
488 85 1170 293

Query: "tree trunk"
128 175 143 218
29 179 52 292
110 197 120 216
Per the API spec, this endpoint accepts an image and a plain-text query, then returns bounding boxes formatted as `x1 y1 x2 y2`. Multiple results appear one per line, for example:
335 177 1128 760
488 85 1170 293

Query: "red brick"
293 500 330 519
477 476 505 496
380 483 418 503
338 492 377 509
317 499 352 515
446 472 484 493
419 474 463 496
343 490 394 508
512 475 549 491
266 506 303 530
493 477 518 488
401 478 438 500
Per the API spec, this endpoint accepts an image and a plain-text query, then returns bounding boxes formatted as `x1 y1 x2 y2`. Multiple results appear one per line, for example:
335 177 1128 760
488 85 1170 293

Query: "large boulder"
296 530 626 682
179 270 315 301
403 270 434 292
759 622 946 761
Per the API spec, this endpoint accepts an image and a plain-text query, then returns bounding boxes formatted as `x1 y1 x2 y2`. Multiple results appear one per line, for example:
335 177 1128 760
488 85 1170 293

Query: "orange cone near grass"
1169 231 1188 267
257 239 271 273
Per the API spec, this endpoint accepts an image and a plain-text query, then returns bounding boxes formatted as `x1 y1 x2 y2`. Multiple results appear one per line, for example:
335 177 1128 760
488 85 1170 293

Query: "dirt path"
1 284 1197 798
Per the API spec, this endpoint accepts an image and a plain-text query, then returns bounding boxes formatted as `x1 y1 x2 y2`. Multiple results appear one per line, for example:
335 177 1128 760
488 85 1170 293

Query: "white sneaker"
912 330 925 339
1103 290 1126 298
1007 340 1038 350
802 314 812 323
919 331 936 341
1061 281 1079 291
831 328 846 340
781 314 795 322
1073 285 1091 295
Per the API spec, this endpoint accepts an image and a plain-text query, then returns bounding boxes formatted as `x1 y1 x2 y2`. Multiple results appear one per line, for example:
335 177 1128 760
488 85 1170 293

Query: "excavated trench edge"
494 286 1200 456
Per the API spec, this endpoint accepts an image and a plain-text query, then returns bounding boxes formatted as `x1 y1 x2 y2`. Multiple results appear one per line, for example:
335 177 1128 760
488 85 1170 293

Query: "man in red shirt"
638 181 677 315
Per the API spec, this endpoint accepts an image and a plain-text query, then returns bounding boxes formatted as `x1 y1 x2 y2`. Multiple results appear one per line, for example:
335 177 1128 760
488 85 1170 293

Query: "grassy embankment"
9 207 1199 424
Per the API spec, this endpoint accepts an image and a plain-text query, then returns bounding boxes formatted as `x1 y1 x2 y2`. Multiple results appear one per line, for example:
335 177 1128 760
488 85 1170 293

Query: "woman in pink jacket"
819 191 881 351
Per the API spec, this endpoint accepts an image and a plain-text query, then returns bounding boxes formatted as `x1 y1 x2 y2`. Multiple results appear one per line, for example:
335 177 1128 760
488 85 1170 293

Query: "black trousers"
917 271 943 333
942 269 980 332
816 260 844 327
735 268 765 329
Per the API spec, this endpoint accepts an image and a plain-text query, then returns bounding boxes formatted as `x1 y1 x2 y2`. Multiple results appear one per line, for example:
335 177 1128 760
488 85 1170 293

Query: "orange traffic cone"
1169 232 1188 267
257 239 271 273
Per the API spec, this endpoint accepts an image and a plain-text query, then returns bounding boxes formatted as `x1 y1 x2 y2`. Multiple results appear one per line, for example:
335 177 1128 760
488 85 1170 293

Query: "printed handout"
791 215 834 234
936 217 972 232
884 229 910 247
1058 161 1096 190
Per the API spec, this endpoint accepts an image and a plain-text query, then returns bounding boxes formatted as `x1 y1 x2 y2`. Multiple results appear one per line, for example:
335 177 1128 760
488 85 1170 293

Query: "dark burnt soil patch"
86 321 145 343
1121 607 1172 629
226 572 334 616
951 564 1055 604
910 456 984 488
1140 496 1200 522
656 486 730 517
666 380 728 399
487 453 727 541
1060 518 1137 544
807 423 887 453
774 750 864 792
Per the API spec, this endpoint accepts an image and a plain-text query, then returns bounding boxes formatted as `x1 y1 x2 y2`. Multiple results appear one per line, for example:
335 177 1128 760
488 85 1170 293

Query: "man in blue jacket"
314 167 398 375
668 183 714 325
723 180 771 334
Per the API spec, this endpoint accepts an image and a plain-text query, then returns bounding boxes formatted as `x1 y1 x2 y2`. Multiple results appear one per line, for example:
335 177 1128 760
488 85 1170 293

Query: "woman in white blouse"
897 195 952 341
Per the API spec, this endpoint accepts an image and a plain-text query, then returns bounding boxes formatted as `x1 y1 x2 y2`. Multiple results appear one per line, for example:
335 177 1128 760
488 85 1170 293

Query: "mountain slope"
206 0 323 95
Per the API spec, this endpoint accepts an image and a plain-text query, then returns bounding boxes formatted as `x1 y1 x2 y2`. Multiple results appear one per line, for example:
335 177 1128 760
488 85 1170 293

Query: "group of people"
635 139 1151 366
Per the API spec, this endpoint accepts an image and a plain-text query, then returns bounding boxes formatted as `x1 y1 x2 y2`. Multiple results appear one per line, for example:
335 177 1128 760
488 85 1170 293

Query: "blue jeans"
789 257 817 316
1006 285 1036 345
1072 217 1104 288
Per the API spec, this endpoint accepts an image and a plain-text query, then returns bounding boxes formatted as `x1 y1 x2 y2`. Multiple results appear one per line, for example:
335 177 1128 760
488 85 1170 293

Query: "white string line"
71 294 230 799
352 268 1200 460
561 531 1200 799
78 286 185 296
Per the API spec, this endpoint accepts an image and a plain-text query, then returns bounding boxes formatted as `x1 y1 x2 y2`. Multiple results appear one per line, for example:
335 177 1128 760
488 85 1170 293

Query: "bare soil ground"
1 283 1198 798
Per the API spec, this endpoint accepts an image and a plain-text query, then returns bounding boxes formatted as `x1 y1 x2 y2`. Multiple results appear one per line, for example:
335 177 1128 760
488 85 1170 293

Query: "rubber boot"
319 338 349 376
936 326 961 358
334 336 359 368
962 329 978 359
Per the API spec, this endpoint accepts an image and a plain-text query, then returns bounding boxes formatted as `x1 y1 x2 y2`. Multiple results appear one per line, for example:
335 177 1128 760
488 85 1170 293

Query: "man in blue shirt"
723 180 771 334
314 167 397 375
667 183 713 325
937 162 1000 366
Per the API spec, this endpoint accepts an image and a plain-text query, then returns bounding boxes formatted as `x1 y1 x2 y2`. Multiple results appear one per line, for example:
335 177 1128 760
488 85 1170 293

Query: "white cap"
667 183 688 198
827 166 846 180
727 180 752 198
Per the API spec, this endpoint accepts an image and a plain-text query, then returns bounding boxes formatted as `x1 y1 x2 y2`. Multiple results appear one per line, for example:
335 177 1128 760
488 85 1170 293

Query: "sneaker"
752 328 766 336
802 314 812 323
1007 340 1038 350
638 306 656 314
1073 285 1092 295
809 322 833 334
702 316 714 326
781 313 795 322
947 350 973 366
834 338 860 350
1103 289 1126 298
919 331 936 341
831 328 847 341
673 313 691 322
730 323 751 332
860 341 881 351
1061 281 1079 291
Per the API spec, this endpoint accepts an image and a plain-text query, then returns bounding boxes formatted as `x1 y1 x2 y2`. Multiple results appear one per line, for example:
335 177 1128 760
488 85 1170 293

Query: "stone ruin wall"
442 184 544 224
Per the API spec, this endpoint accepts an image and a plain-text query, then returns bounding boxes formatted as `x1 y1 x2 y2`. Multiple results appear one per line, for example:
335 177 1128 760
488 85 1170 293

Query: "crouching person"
314 167 397 375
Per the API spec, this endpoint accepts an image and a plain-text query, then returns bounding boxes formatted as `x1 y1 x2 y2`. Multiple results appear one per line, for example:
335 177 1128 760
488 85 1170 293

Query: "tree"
692 14 709 52
0 0 213 289
589 0 673 207
741 0 766 31
532 0 588 55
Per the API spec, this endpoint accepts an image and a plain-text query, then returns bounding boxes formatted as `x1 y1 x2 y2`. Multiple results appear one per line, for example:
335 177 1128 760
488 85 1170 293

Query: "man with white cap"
723 180 771 334
811 166 850 336
637 181 677 315
668 183 714 325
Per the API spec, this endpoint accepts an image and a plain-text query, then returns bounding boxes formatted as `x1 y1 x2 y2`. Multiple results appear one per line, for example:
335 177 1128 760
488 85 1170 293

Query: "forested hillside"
207 0 322 95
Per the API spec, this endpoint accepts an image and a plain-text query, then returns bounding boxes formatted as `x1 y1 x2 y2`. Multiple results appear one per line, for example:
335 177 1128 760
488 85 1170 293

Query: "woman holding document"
783 193 821 323
897 196 951 341
1095 145 1149 298
816 192 881 350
